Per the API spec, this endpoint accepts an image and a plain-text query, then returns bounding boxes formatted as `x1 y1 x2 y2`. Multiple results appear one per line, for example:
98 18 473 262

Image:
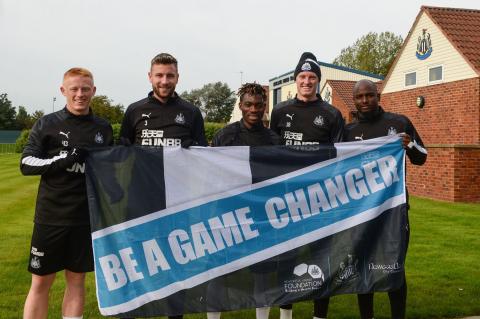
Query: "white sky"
0 0 478 114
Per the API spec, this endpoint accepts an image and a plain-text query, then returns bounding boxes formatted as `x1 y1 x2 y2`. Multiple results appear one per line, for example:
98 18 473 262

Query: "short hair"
353 79 377 97
151 53 178 68
237 82 266 102
63 67 93 81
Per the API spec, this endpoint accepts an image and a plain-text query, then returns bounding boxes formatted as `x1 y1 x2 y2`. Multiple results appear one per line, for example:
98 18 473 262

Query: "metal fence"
0 144 16 154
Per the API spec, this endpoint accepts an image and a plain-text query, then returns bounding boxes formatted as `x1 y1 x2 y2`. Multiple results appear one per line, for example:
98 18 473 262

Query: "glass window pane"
274 88 282 104
405 72 416 86
429 66 443 82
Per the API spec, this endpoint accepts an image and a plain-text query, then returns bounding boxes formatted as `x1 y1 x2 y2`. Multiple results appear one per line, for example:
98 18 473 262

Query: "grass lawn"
0 153 479 318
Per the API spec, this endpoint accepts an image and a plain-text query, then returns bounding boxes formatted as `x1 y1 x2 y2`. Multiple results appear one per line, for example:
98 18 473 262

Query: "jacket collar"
147 91 179 105
293 94 323 106
61 106 93 120
240 119 265 132
357 105 384 122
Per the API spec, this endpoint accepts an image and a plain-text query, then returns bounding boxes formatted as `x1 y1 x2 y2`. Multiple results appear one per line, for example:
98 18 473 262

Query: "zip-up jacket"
20 107 113 226
270 94 344 145
211 120 280 147
344 106 427 165
120 92 207 147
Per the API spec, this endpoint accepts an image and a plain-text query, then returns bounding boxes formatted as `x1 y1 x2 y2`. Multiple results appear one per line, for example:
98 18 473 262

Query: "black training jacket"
20 107 113 226
270 94 344 145
120 92 207 147
211 120 280 147
344 106 427 165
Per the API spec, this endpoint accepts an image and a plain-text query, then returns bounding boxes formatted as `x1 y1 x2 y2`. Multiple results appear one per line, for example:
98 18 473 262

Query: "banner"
86 136 407 317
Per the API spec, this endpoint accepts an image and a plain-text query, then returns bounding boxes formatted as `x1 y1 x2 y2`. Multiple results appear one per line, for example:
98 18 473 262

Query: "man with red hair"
20 67 113 319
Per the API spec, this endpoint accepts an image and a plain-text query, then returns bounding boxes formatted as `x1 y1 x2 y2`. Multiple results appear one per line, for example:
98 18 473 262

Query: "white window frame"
404 71 417 88
428 64 444 84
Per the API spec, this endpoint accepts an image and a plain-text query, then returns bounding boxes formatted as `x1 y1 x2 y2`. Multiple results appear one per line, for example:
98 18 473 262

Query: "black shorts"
28 224 94 275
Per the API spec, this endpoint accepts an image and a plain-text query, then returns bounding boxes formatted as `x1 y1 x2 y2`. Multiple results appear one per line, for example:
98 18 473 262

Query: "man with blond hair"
20 67 113 319
270 52 344 319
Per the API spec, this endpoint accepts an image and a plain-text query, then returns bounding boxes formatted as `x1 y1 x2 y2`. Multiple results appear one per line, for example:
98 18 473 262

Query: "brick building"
381 6 480 202
320 80 383 123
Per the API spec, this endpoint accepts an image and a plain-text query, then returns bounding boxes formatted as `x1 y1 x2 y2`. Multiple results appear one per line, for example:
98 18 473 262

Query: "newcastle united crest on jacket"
95 132 104 144
86 136 408 317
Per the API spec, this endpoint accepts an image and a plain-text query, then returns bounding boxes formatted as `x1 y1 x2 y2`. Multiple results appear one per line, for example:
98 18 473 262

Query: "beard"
152 85 175 101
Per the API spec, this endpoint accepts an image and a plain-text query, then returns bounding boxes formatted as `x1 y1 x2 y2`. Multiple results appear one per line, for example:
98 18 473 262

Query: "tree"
181 82 236 123
15 106 33 129
31 110 45 123
90 95 124 124
333 32 403 76
0 93 17 130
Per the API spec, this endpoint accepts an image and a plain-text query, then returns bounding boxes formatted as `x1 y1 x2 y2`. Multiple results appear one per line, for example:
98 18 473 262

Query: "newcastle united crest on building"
324 87 331 103
416 29 432 60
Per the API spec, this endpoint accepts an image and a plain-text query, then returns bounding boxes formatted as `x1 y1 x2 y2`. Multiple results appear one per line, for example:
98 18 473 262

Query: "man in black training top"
270 52 344 147
21 67 113 319
119 52 206 319
270 52 345 319
208 83 279 319
344 79 427 319
120 52 207 147
212 83 279 147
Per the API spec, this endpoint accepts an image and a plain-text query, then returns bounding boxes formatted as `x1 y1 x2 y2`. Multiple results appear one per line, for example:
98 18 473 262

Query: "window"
273 88 282 105
429 65 443 82
405 72 416 86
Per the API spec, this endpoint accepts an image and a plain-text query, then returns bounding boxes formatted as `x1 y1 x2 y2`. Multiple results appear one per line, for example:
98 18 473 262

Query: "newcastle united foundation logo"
284 263 325 293
335 254 359 284
416 29 432 60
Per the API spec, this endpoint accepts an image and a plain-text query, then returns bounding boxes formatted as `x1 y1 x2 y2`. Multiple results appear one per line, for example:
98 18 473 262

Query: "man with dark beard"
119 53 207 319
120 53 207 147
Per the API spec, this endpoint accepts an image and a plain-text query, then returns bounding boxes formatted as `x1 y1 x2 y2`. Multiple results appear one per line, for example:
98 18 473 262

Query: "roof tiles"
327 80 383 112
424 6 480 73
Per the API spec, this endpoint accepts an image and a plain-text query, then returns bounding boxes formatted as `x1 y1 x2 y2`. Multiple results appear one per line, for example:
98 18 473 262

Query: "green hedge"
205 122 225 143
112 123 121 144
15 129 30 153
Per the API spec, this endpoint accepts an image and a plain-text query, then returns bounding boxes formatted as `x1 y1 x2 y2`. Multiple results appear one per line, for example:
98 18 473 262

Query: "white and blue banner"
86 136 408 317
